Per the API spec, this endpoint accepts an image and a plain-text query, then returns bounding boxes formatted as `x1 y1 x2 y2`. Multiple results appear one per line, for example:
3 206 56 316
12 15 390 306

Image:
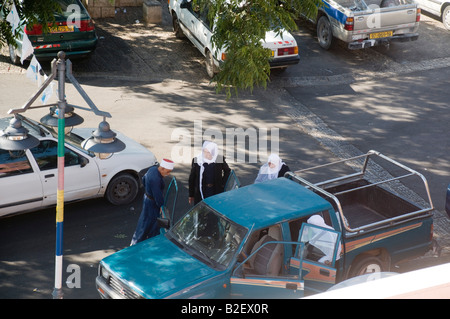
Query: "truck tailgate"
353 5 418 31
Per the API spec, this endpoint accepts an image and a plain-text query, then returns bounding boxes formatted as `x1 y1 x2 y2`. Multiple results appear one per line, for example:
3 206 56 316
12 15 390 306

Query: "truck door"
161 177 178 223
224 169 240 192
290 223 341 295
230 240 304 299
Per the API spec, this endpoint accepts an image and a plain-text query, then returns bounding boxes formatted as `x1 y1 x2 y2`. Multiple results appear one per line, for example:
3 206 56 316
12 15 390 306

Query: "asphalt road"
0 5 449 299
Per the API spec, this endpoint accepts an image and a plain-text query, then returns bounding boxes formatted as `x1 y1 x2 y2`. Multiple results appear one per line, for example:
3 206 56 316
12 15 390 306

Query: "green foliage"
197 0 322 98
0 0 61 48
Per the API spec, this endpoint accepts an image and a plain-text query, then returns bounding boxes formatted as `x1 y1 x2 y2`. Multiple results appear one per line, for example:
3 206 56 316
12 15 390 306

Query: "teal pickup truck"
96 151 436 298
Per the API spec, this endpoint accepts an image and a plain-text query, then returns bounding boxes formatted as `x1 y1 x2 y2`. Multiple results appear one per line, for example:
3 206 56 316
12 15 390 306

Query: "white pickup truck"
313 0 421 49
168 0 300 77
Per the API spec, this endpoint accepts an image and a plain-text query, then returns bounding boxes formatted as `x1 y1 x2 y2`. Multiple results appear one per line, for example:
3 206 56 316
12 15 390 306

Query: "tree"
200 0 322 98
0 0 61 48
1 0 322 98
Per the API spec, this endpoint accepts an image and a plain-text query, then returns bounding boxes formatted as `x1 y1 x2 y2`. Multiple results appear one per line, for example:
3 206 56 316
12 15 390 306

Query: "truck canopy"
203 177 334 230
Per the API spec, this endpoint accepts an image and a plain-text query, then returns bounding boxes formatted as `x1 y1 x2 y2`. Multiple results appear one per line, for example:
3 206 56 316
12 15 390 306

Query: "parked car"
0 115 156 217
416 0 450 30
7 0 98 64
168 0 300 78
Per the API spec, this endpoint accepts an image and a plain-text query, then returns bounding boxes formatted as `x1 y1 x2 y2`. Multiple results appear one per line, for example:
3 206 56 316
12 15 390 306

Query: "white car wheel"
205 50 217 78
443 6 450 30
105 173 139 206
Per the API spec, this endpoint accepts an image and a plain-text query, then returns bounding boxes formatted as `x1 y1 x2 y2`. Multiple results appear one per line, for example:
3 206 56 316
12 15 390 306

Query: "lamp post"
0 51 125 299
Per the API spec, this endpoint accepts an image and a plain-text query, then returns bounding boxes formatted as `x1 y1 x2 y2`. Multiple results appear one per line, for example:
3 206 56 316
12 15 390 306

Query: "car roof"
203 177 333 230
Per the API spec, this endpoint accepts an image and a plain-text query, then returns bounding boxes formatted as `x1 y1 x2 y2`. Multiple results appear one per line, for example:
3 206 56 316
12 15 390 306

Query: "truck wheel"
9 44 20 65
172 14 185 38
349 256 386 278
443 6 450 30
317 16 333 50
105 173 139 206
205 50 217 78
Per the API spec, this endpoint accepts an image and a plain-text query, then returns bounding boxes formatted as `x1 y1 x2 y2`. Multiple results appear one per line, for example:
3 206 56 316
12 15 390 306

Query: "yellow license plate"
50 25 74 33
369 31 393 39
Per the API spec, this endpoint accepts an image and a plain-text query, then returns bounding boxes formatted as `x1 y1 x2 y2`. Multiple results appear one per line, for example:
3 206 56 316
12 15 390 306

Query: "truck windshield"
170 202 247 269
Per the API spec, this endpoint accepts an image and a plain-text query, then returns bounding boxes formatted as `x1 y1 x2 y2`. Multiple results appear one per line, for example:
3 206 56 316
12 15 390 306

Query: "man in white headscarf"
189 141 231 205
254 153 290 183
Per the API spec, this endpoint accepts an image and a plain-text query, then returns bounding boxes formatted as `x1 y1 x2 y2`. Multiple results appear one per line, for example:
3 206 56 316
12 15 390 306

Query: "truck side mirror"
157 217 170 229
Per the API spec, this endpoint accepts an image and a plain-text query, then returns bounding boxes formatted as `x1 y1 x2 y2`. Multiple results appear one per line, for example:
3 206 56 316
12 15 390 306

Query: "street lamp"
81 119 126 159
0 51 125 299
0 115 40 150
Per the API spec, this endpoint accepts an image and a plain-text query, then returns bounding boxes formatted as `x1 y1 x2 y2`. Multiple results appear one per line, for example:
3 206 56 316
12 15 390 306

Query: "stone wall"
82 0 145 19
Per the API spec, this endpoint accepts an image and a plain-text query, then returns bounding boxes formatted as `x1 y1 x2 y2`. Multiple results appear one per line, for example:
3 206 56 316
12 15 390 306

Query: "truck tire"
317 16 334 50
105 173 139 206
443 5 450 30
349 255 386 278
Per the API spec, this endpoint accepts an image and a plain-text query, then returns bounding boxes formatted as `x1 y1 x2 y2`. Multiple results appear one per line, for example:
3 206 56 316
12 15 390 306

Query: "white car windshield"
170 202 247 269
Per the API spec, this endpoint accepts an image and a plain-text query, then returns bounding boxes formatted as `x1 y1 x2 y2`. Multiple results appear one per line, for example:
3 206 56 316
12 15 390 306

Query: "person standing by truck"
130 159 175 245
189 141 231 205
254 153 290 183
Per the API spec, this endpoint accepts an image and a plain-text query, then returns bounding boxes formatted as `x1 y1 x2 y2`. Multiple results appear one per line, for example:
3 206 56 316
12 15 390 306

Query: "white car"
415 0 450 30
0 116 156 217
168 0 300 78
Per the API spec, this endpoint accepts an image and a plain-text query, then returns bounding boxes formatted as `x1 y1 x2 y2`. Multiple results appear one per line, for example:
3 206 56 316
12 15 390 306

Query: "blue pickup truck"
96 151 436 298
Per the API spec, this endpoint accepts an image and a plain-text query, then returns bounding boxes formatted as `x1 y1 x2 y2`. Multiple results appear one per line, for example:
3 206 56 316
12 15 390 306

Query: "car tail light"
277 46 298 56
416 8 421 22
25 24 43 36
79 19 95 31
344 17 354 31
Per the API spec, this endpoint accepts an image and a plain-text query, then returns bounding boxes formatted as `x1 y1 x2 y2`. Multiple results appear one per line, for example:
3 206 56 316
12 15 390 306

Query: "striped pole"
52 52 66 299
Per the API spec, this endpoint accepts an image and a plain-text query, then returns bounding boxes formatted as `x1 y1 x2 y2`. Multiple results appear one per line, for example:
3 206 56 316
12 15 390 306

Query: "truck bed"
324 179 421 230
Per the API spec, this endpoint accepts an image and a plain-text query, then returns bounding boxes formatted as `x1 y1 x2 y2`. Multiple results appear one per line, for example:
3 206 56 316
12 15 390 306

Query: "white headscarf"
196 141 219 199
254 153 285 183
307 215 341 262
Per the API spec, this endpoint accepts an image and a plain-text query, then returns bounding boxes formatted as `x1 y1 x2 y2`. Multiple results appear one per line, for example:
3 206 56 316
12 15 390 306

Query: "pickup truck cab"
96 150 435 298
313 0 421 49
168 0 300 78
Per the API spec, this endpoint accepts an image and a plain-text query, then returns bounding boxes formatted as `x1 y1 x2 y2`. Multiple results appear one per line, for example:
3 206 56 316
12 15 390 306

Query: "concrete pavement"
1 4 448 270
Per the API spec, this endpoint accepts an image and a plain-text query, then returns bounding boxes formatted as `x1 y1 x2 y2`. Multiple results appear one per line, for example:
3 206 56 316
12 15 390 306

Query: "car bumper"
32 36 98 60
269 54 300 68
348 33 419 50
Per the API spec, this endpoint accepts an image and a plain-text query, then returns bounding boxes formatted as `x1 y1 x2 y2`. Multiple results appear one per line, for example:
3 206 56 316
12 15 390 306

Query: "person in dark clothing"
188 141 231 205
254 153 290 183
130 159 174 245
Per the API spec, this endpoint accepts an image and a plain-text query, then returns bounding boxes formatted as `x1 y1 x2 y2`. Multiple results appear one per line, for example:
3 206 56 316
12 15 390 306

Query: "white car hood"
73 127 153 157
